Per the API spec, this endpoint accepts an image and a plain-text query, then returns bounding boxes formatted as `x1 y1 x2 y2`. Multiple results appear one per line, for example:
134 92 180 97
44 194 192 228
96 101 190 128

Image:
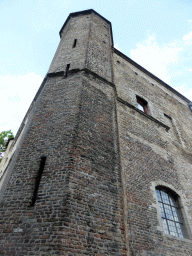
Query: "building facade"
1 9 192 255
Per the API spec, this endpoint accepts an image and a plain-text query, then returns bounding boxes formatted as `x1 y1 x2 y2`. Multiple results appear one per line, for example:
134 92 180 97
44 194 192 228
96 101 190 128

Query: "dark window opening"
72 39 77 48
156 187 185 238
136 96 148 113
65 64 70 77
30 156 46 206
164 113 172 120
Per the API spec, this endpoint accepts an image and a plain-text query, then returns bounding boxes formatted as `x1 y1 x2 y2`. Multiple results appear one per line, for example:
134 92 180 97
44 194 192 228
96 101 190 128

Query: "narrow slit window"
72 39 77 48
65 64 70 77
30 156 46 206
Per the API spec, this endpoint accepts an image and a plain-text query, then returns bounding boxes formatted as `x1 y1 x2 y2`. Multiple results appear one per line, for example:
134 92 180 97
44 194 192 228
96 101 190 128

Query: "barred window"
156 187 185 238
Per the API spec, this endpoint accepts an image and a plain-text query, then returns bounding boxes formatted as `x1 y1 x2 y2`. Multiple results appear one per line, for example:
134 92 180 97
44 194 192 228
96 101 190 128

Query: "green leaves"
0 130 14 162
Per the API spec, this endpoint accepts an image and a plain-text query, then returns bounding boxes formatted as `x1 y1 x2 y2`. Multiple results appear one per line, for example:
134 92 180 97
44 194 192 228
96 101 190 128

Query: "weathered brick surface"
0 9 192 256
113 49 192 255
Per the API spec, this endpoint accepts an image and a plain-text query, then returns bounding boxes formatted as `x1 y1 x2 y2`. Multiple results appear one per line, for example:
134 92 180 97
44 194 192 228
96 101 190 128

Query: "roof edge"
59 9 114 46
113 47 191 104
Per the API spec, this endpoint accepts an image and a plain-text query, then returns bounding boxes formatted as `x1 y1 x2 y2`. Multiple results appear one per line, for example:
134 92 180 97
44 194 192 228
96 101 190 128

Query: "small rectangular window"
136 96 148 113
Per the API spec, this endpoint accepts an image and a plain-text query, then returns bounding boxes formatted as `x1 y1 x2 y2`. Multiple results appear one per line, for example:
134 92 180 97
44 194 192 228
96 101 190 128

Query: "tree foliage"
0 130 14 162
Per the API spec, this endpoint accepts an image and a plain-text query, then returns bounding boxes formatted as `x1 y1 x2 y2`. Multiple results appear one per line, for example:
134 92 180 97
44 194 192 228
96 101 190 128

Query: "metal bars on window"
156 188 185 238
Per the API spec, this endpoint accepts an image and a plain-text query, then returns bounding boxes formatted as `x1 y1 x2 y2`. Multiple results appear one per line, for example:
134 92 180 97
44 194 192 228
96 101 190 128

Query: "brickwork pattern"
0 9 192 256
113 51 192 255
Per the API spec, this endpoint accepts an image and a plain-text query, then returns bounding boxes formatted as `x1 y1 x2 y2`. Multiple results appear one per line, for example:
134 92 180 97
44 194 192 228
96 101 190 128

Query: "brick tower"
0 10 127 255
1 9 192 256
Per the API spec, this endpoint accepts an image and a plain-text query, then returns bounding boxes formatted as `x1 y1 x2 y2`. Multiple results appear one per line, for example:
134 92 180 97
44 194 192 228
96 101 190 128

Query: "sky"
0 0 192 135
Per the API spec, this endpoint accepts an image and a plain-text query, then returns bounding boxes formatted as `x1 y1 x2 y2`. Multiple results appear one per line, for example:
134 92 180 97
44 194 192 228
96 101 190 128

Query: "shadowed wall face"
0 10 126 256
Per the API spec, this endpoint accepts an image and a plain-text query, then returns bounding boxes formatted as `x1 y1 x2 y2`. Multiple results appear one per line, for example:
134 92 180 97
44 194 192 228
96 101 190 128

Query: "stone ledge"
163 233 192 244
40 70 171 134
47 69 170 132
117 96 170 131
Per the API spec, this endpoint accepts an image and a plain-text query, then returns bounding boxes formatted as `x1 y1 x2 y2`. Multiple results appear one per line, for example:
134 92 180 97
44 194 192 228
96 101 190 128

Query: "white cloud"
0 0 17 10
0 73 43 135
183 31 192 45
114 44 122 52
130 34 183 84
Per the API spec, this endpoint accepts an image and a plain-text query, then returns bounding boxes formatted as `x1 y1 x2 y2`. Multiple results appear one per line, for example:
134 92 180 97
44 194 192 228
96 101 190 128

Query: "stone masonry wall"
1 9 192 256
113 51 192 255
0 10 127 256
48 14 90 73
0 74 84 255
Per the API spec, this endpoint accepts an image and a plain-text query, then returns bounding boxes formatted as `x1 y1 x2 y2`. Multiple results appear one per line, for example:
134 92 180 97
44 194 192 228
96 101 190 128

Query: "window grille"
156 187 185 238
